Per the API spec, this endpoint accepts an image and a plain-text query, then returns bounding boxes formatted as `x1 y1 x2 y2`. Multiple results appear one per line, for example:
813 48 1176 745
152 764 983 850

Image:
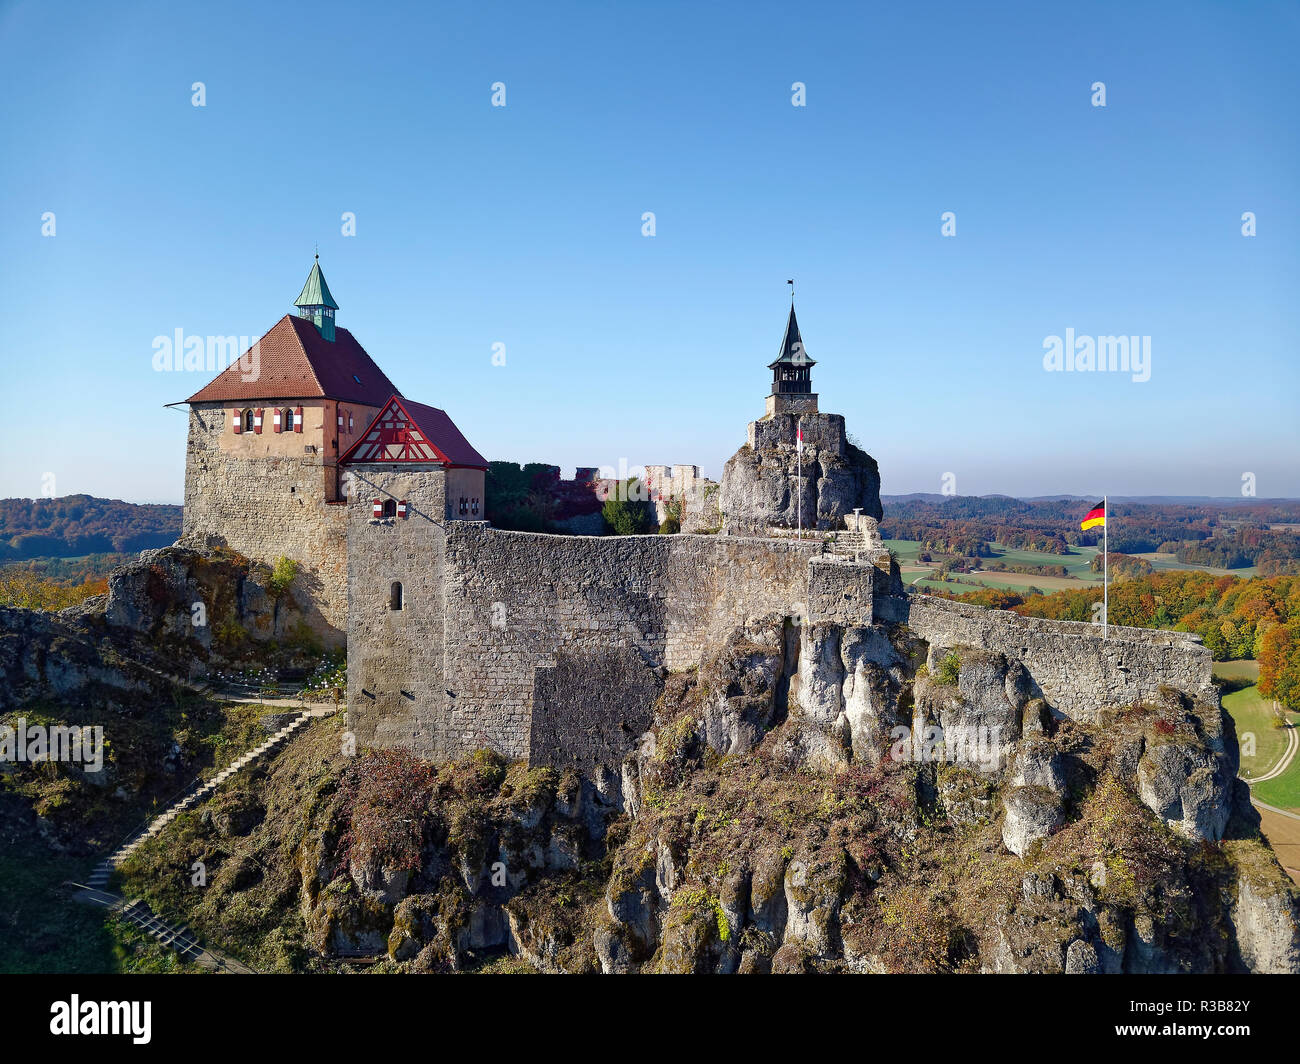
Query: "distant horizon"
7 488 1300 509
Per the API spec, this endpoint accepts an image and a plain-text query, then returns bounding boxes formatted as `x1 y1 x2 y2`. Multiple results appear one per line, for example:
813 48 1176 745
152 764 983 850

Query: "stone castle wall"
340 475 1215 771
180 400 381 644
439 526 825 765
889 595 1215 722
344 466 448 753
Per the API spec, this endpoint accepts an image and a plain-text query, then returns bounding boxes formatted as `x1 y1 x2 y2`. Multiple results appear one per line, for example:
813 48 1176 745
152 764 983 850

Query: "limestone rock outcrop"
720 411 882 535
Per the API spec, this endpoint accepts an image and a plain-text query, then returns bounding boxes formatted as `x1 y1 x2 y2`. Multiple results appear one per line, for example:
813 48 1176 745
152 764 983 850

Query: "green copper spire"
294 255 339 340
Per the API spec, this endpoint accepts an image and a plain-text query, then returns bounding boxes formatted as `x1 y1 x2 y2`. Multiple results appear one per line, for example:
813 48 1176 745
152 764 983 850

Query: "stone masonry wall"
344 466 448 753
343 499 1216 771
181 401 380 644
438 526 826 765
891 595 1215 722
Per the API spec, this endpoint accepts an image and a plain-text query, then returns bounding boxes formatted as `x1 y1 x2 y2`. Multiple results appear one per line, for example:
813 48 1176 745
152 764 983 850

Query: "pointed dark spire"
768 304 815 369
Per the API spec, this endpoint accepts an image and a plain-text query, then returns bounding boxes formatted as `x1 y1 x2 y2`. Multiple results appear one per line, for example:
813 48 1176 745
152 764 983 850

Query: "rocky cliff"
113 607 1299 975
719 411 882 535
0 546 319 713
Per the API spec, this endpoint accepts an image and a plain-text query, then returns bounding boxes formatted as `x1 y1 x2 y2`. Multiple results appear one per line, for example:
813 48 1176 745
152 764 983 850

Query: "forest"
0 495 181 560
882 495 1300 568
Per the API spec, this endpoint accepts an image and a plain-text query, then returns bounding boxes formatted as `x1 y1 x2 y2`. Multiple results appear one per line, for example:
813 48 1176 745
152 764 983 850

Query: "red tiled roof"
184 315 401 405
339 396 488 470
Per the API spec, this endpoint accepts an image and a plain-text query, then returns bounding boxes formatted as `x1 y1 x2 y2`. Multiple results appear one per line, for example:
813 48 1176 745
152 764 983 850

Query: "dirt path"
1253 802 1300 887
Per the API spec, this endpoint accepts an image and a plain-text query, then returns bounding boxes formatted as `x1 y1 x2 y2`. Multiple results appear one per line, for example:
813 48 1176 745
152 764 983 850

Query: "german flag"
1080 501 1106 531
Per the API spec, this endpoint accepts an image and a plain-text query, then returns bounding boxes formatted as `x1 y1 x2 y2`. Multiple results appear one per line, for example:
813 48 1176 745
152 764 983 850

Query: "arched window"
390 581 403 610
382 498 397 518
242 409 254 433
284 407 295 431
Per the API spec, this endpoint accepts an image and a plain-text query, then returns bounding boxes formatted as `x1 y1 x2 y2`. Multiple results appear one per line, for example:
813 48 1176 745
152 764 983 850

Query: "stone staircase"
114 897 204 961
86 705 338 891
828 531 870 556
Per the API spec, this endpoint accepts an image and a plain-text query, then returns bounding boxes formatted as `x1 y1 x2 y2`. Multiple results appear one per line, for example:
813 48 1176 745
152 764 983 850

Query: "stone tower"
340 397 488 753
719 300 881 535
179 260 402 643
766 304 818 417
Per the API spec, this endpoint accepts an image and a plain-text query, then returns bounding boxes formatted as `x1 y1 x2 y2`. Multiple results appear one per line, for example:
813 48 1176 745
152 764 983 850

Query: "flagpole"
1103 494 1108 640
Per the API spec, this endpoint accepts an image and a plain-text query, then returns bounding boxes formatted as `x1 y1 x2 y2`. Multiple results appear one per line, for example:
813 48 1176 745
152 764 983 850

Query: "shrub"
602 478 657 536
935 651 961 686
268 556 299 599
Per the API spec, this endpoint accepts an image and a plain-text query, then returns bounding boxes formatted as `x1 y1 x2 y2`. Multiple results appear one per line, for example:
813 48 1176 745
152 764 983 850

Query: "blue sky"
1 0 1297 503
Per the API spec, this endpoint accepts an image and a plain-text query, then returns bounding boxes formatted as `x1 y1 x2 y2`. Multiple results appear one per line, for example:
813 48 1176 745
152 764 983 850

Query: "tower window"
390 581 403 611
382 498 397 518
243 409 254 433
284 407 295 431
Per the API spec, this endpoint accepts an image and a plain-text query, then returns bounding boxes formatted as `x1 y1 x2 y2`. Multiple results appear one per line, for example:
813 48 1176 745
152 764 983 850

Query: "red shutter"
397 500 408 518
294 405 303 433
372 499 383 518
273 409 282 433
254 409 263 434
233 409 242 434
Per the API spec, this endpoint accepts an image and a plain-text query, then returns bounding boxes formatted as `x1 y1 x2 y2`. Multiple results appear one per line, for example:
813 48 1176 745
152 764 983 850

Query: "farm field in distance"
889 539 1103 594
888 537 1264 595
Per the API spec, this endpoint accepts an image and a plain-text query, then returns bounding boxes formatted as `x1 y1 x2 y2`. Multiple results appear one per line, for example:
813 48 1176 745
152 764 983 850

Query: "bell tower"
294 254 339 341
765 303 819 417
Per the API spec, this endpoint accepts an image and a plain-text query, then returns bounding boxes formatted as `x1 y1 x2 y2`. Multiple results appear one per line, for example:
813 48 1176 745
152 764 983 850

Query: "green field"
1135 552 1258 579
886 537 1264 597
1214 661 1300 812
1223 684 1292 780
1213 659 1261 684
1254 760 1300 811
889 539 1103 595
